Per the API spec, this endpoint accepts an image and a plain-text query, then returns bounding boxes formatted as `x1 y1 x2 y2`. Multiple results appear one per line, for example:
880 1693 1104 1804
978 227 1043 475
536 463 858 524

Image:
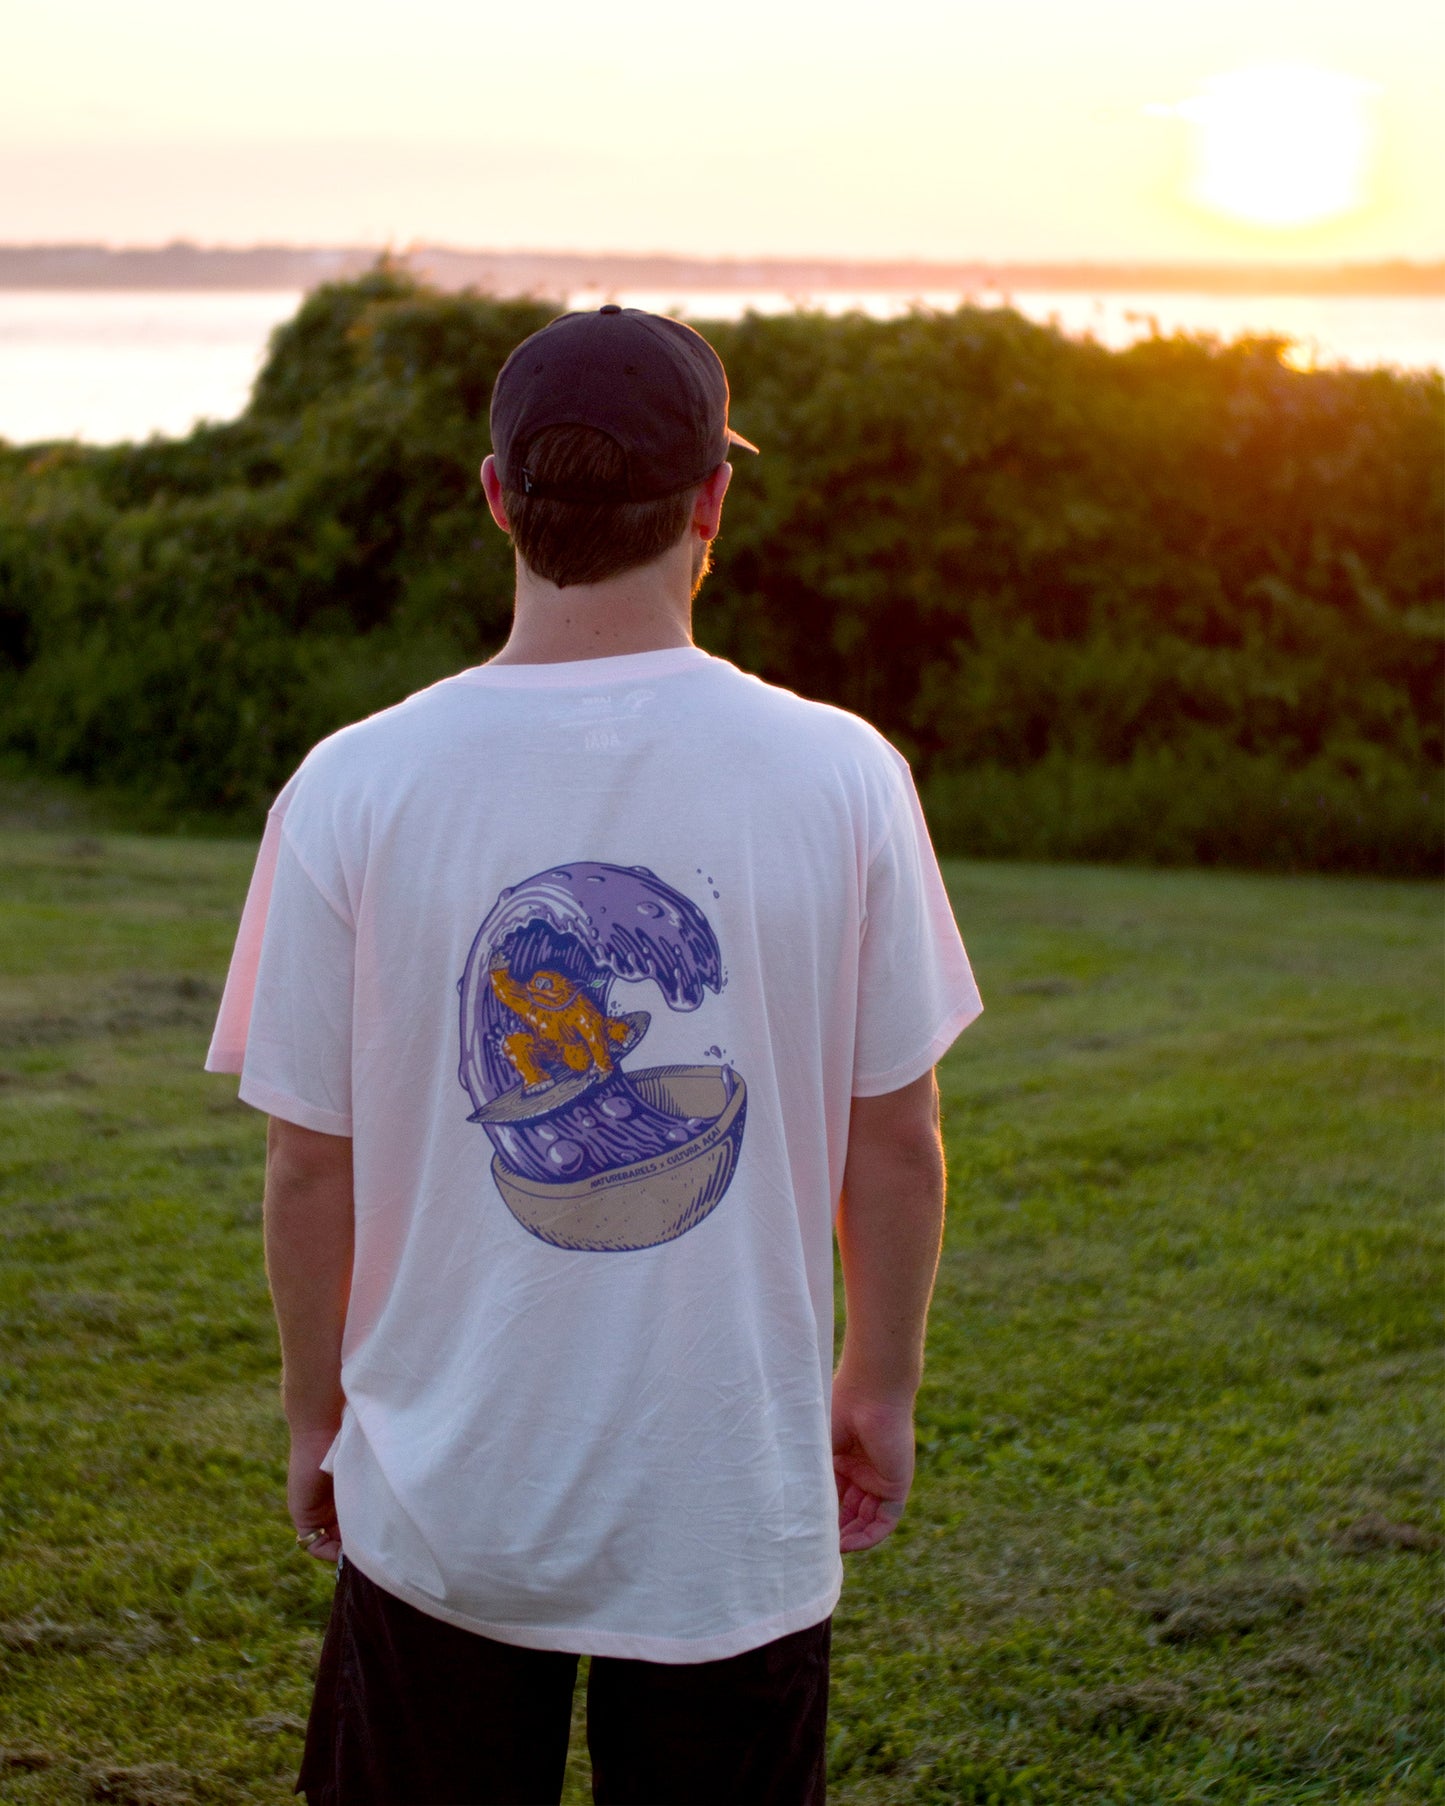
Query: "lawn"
0 828 1440 1804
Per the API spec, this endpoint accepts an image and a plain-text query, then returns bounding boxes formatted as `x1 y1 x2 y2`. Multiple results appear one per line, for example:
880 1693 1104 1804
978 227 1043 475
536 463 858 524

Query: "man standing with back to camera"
206 304 982 1805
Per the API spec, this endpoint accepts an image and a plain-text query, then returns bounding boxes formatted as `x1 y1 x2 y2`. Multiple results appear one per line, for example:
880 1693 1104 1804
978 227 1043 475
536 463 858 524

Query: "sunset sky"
2 0 1440 263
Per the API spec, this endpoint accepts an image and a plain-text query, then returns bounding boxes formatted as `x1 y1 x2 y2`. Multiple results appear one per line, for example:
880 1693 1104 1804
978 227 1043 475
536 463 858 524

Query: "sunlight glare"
1159 65 1373 229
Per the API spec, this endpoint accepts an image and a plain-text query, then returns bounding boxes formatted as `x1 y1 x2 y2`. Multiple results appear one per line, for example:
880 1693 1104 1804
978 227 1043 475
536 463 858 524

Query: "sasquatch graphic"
490 958 633 1093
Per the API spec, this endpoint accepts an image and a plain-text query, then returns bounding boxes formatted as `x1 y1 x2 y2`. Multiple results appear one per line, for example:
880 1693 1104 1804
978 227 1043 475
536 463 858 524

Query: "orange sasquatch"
490 959 632 1093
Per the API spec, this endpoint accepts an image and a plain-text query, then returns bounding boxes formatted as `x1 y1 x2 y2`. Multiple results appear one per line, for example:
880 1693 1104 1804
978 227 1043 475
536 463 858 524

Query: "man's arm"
263 1115 354 1563
833 1068 946 1553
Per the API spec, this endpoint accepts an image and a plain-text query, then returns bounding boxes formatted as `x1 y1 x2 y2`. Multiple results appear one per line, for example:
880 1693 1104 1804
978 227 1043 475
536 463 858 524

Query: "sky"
1 0 1441 263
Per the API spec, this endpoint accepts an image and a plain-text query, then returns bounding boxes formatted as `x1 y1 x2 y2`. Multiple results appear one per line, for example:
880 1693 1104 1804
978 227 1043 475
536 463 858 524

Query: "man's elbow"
266 1116 353 1191
847 1070 942 1161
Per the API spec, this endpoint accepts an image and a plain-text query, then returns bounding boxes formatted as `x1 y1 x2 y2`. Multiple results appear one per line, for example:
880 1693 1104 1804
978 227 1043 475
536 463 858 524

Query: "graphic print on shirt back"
457 862 747 1252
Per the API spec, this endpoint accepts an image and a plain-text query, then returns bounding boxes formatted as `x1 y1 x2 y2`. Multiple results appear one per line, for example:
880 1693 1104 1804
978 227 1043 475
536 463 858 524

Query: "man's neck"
489 546 696 667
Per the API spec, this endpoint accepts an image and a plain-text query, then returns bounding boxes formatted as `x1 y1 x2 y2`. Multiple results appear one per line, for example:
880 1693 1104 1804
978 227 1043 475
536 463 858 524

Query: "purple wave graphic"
458 863 727 1186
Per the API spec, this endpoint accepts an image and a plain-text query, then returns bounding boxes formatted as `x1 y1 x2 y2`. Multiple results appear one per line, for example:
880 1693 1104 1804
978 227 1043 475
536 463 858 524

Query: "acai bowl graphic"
457 862 746 1252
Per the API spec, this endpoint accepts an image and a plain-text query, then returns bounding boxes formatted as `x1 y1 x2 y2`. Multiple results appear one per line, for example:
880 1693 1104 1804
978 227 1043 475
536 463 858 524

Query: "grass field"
0 828 1440 1804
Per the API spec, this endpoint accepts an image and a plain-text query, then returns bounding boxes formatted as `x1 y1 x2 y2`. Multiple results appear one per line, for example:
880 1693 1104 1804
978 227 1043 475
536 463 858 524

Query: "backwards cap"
490 306 758 503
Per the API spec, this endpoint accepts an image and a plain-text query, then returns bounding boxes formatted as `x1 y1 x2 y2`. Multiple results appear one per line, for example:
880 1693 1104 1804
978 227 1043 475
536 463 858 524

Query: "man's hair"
501 424 697 589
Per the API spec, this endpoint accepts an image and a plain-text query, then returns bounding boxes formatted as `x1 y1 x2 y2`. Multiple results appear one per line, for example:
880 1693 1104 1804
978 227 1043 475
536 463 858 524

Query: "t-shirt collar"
457 646 713 689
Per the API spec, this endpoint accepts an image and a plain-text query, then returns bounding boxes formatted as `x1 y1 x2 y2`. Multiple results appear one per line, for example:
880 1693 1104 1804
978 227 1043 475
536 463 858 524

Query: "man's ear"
481 455 510 531
692 462 733 540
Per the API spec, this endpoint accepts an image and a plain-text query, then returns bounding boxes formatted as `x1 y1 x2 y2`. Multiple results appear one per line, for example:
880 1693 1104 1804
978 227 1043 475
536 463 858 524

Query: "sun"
1159 65 1373 230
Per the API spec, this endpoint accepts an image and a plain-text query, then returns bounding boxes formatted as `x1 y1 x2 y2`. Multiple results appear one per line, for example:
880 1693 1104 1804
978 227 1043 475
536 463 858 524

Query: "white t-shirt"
207 645 981 1662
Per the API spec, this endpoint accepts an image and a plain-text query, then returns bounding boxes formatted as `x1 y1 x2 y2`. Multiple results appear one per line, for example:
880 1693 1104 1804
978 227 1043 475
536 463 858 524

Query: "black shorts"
298 1558 831 1805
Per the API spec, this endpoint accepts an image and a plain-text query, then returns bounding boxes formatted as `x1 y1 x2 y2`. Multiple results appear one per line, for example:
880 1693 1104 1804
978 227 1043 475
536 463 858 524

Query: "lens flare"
1154 65 1374 229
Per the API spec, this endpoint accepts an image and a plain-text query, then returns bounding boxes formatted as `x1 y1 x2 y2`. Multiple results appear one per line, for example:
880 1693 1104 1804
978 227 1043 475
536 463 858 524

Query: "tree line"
1 268 1439 872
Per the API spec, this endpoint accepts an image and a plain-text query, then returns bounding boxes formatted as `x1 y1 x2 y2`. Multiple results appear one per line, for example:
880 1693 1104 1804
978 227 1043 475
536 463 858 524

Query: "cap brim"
726 427 760 456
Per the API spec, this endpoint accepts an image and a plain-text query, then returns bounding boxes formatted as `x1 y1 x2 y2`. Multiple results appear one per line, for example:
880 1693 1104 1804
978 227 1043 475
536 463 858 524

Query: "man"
206 305 982 1805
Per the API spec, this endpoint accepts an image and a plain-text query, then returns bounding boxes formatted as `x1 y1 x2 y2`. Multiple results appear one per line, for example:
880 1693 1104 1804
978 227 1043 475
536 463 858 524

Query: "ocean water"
1 286 1440 447
0 291 303 446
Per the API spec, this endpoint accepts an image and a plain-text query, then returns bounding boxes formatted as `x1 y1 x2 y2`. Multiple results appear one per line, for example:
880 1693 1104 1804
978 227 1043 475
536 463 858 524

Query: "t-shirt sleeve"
851 762 983 1097
204 815 355 1137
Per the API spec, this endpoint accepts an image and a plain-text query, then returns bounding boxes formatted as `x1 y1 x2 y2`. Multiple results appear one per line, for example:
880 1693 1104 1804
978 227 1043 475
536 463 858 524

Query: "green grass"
0 830 1439 1804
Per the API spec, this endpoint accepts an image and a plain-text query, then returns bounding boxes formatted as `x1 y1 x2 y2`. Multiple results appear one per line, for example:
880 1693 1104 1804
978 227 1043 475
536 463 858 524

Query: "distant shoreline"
2 244 1442 297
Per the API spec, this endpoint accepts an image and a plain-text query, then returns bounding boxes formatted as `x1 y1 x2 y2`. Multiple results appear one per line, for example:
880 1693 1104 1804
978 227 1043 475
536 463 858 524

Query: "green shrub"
922 744 1443 875
0 273 1439 871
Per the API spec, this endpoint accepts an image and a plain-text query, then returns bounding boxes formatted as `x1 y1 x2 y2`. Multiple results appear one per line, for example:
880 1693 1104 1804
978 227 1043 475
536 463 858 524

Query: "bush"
922 745 1443 875
0 272 1439 870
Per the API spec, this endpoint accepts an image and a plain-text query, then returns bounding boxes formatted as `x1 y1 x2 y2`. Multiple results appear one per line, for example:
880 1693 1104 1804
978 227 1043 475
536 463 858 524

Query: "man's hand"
832 1383 916 1553
288 1424 344 1564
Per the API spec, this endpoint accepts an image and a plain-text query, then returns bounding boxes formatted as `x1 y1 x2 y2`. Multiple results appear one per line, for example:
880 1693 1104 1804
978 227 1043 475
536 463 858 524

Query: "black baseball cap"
489 305 759 504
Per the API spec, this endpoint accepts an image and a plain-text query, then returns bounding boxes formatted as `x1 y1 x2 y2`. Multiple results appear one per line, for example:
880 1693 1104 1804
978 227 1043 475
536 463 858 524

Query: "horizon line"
1 243 1442 299
2 240 1442 271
